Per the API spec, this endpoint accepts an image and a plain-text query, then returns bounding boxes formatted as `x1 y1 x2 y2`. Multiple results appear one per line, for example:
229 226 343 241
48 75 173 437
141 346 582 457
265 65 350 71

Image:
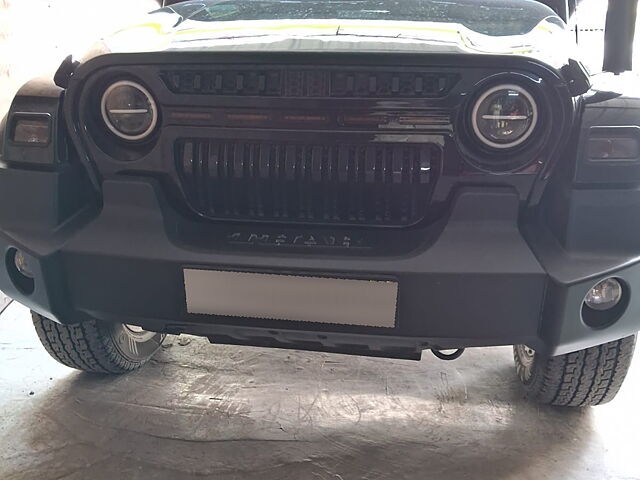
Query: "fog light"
6 248 35 295
584 278 623 311
13 250 33 279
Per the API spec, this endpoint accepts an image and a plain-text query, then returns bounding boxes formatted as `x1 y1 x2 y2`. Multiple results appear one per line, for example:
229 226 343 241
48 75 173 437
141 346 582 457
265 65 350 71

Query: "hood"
84 0 576 69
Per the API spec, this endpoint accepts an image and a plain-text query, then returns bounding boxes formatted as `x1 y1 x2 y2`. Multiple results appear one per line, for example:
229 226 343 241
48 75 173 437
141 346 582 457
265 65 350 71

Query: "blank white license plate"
183 269 398 328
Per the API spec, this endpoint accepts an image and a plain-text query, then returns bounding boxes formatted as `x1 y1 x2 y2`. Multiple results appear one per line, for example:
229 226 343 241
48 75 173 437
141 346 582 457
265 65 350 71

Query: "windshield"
164 0 563 37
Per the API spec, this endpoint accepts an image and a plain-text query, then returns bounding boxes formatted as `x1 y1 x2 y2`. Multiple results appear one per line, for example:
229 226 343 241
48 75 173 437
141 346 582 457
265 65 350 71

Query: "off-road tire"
32 312 164 374
514 335 636 407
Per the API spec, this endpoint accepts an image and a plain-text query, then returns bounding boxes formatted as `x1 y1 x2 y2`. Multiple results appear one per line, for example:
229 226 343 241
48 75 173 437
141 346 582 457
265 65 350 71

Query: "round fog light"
13 250 34 279
584 278 623 311
6 248 35 295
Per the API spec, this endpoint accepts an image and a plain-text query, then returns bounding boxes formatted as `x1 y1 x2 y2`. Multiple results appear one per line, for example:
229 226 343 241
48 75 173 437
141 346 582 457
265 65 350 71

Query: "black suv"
1 0 638 407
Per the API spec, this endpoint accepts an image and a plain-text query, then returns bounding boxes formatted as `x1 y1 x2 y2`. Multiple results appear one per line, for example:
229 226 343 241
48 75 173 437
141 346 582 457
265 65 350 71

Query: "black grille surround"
162 68 459 98
176 139 438 227
67 52 574 232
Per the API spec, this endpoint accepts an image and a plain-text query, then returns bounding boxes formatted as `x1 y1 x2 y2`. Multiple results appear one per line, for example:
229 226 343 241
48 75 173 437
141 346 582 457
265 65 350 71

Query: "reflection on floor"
1 301 638 480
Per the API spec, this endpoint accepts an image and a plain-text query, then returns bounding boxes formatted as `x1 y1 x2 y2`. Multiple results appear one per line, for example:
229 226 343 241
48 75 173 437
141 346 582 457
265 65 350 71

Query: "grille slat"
162 68 457 99
177 139 438 227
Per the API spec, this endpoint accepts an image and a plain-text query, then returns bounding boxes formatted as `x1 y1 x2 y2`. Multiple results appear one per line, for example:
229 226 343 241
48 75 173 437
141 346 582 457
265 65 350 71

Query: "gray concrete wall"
0 0 158 118
0 0 158 309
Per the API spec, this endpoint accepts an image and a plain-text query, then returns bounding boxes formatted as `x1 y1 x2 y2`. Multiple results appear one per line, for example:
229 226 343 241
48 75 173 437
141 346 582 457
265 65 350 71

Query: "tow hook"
431 348 465 361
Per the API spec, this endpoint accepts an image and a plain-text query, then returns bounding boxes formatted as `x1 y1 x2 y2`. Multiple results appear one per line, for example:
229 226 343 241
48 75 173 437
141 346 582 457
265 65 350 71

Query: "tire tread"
31 312 151 374
515 336 636 407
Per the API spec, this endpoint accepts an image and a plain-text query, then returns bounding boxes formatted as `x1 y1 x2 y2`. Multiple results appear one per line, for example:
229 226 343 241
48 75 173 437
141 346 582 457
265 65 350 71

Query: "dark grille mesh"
176 139 438 226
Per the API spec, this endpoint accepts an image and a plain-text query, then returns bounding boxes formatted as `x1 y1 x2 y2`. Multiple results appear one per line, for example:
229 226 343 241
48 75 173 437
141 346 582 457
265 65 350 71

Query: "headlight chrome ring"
100 80 158 141
471 83 538 150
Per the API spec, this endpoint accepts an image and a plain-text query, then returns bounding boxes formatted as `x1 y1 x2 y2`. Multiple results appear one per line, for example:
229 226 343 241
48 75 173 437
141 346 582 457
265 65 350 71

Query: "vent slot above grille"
176 139 438 227
162 68 458 98
163 70 282 96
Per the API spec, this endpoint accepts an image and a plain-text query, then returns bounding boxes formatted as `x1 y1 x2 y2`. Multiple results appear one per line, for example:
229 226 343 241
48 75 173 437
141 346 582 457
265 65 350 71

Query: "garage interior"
1 1 640 479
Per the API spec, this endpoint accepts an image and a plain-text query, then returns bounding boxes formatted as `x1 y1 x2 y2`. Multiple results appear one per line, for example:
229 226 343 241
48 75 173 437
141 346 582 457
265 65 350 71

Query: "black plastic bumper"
1 172 639 360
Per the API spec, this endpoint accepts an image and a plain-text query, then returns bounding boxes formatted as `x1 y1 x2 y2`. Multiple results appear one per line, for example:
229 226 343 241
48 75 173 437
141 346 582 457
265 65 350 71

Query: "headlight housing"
100 80 157 141
471 84 538 150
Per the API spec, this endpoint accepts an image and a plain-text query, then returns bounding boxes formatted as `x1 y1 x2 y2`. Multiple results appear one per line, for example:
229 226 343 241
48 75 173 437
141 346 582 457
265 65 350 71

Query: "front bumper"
1 172 639 360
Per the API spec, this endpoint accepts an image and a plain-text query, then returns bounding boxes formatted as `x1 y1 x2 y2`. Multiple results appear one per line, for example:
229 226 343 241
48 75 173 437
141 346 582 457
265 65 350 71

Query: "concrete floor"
1 301 640 480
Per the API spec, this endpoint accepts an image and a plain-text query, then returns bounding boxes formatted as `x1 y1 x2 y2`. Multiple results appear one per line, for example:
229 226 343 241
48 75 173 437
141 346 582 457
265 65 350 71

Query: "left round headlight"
471 84 538 150
101 80 158 141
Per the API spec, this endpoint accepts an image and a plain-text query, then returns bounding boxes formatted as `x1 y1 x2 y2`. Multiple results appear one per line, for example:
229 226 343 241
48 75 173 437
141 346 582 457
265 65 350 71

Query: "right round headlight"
471 84 538 150
101 80 158 141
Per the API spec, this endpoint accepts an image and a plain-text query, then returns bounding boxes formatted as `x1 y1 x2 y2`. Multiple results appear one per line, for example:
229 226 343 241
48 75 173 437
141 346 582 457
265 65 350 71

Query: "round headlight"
101 80 157 141
471 84 538 150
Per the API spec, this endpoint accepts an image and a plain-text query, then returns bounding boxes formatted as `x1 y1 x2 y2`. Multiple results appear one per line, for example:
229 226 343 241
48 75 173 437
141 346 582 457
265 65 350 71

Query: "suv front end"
1 0 639 406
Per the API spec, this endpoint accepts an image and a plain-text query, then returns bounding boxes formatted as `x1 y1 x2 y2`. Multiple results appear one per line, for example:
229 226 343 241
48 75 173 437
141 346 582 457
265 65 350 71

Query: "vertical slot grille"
176 139 438 226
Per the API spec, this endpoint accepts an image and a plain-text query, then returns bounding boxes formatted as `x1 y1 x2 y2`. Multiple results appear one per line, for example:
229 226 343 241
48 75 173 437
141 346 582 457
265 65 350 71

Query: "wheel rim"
515 344 536 383
124 324 157 342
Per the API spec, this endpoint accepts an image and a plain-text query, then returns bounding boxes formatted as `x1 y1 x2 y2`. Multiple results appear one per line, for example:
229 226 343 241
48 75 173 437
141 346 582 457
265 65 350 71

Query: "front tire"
513 335 636 407
32 312 164 374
